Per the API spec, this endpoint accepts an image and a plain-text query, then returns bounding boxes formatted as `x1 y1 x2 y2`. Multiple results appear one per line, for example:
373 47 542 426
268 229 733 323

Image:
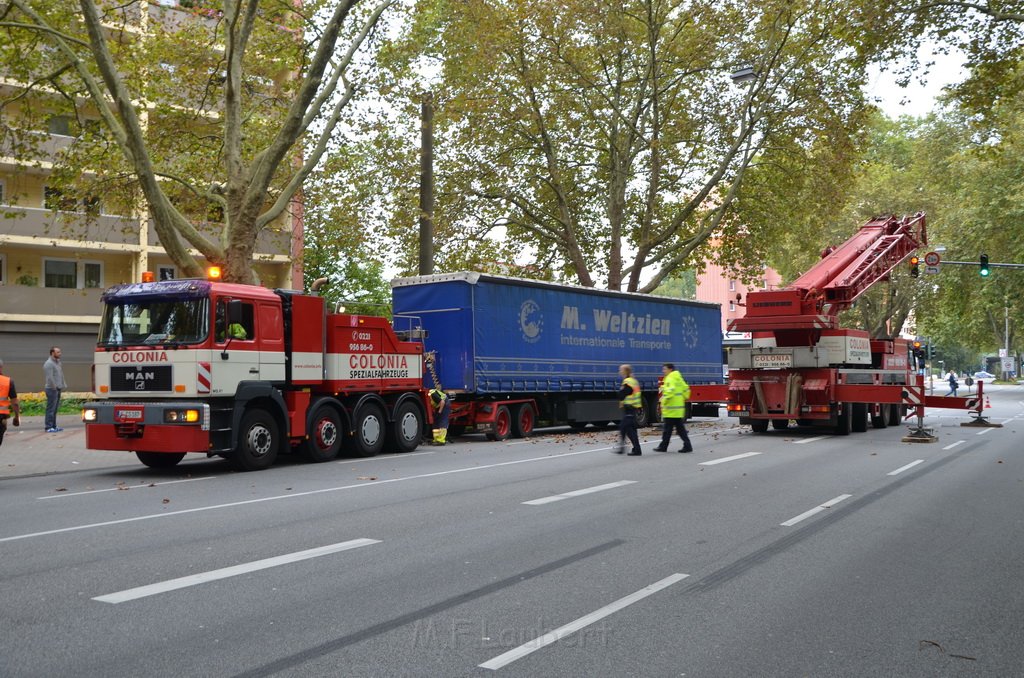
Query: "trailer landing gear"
960 415 1002 428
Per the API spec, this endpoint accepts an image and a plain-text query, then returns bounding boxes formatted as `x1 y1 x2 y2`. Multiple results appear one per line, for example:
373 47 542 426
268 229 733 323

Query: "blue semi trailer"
391 272 723 439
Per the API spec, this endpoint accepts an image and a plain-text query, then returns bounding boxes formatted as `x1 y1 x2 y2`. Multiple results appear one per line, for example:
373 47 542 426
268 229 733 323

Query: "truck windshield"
98 298 210 347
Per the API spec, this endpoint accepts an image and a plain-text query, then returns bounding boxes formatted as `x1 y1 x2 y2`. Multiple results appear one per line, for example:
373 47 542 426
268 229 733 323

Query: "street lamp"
730 66 757 85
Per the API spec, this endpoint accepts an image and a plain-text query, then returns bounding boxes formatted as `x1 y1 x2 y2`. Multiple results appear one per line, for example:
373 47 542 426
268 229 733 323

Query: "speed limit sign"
924 251 941 266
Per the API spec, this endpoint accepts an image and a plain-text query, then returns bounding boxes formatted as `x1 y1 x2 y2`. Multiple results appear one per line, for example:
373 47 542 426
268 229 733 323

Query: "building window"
47 115 72 136
0 252 6 286
0 178 5 205
158 265 176 281
43 258 103 289
763 278 768 289
729 301 736 312
43 186 77 211
728 279 736 291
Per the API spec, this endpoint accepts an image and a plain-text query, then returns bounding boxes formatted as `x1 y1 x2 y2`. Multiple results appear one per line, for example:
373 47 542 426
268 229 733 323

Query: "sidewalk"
0 415 137 479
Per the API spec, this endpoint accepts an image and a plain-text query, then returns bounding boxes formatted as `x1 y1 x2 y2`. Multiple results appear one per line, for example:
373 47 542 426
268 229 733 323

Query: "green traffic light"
980 253 990 276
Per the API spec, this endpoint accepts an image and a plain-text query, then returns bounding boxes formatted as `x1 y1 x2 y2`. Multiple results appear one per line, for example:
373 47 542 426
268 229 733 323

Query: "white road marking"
792 436 829 445
93 538 380 604
943 440 967 450
0 448 608 544
887 460 924 476
698 452 761 466
478 573 689 671
780 494 852 527
523 481 637 506
37 476 216 500
976 428 995 436
336 450 435 464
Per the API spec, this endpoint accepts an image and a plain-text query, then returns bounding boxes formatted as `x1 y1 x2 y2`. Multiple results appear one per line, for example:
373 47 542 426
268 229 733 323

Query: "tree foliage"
374 0 886 292
0 0 394 283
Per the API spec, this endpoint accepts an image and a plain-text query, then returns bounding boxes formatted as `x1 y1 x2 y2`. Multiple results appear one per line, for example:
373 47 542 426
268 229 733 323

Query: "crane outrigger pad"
902 427 938 443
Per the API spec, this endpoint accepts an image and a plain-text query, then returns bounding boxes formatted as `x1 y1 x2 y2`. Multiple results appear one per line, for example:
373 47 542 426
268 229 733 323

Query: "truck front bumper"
83 401 211 453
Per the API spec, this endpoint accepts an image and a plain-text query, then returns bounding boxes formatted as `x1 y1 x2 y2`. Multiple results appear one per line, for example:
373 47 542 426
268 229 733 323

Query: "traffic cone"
985 396 991 409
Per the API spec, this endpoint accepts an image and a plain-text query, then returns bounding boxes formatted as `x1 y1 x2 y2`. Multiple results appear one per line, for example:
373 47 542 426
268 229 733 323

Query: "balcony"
149 2 223 34
0 131 75 172
0 284 105 319
1 206 142 247
146 219 292 258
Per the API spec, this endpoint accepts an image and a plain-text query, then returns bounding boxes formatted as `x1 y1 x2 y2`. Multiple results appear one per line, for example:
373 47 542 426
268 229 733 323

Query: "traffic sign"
925 265 940 275
924 251 940 266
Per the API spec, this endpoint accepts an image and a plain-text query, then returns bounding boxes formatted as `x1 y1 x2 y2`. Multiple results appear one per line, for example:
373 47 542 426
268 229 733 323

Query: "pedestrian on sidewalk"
0 359 22 448
654 363 693 453
44 346 67 433
944 369 959 397
614 364 643 456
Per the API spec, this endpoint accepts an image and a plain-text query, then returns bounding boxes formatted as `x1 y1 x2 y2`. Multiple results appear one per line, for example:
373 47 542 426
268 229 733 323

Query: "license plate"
115 407 144 422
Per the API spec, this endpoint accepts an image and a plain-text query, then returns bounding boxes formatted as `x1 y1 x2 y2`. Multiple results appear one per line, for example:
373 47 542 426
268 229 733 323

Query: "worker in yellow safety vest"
614 364 643 455
654 362 693 453
429 387 451 445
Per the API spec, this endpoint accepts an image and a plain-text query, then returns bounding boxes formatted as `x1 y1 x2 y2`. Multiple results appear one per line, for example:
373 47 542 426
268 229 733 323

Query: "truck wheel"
889 403 901 424
852 403 869 432
388 400 422 453
136 452 185 468
351 403 386 457
230 408 279 471
511 404 535 438
750 419 769 433
771 419 789 430
486 405 512 441
871 403 890 429
303 406 342 462
833 404 852 436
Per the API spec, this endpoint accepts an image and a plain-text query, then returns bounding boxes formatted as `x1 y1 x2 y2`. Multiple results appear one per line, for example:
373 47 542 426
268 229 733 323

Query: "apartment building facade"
0 1 301 390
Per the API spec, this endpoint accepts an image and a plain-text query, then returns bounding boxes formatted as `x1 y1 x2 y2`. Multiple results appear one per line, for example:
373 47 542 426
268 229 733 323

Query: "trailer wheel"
871 403 890 429
351 403 386 457
833 404 852 436
303 406 342 462
771 419 790 430
634 403 650 428
486 405 512 441
388 400 422 453
750 419 769 433
230 408 279 471
511 404 535 438
852 403 869 432
136 451 185 468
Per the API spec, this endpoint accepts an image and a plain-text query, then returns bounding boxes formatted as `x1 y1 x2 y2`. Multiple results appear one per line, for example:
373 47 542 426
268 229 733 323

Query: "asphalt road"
2 388 1022 677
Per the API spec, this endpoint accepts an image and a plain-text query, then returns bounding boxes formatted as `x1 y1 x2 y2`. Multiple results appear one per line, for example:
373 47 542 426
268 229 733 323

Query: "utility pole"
418 91 434 275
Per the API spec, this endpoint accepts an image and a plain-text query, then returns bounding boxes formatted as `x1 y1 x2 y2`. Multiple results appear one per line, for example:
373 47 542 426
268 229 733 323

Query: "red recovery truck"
690 213 987 436
83 275 431 470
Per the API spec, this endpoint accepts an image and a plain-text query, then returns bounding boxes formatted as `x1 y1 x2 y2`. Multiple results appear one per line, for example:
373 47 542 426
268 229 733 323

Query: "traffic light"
927 344 935 360
912 340 924 359
909 255 920 277
980 253 990 276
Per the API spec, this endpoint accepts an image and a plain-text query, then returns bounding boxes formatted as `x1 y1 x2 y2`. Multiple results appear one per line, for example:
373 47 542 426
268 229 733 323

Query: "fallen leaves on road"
356 476 378 481
162 498 170 504
918 639 976 660
54 487 67 492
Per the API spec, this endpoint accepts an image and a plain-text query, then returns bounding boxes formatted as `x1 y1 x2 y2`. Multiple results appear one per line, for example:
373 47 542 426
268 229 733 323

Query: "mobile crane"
690 213 987 436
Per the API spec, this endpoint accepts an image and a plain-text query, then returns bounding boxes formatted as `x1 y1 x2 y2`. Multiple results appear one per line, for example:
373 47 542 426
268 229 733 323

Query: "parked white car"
973 371 996 380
